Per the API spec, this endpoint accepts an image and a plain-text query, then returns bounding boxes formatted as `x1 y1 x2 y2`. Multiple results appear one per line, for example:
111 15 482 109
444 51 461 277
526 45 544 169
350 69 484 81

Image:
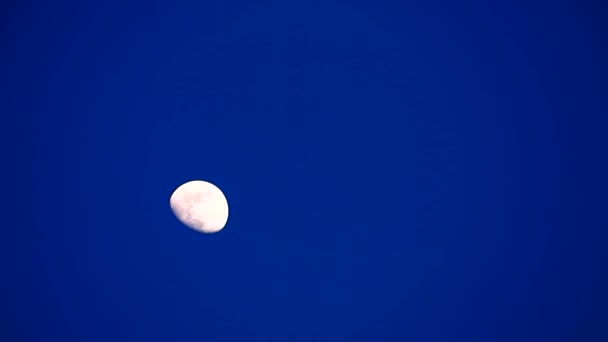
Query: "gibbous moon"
169 180 229 233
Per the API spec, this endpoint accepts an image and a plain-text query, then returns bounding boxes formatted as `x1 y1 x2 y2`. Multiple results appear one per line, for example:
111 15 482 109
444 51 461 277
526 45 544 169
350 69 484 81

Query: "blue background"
3 0 607 341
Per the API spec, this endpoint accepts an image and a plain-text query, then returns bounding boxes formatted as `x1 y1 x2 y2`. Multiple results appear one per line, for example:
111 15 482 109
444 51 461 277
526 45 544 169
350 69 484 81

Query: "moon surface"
169 180 229 233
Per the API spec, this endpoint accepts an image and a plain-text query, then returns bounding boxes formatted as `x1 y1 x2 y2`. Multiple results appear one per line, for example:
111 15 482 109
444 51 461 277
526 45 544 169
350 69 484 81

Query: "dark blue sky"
3 0 607 341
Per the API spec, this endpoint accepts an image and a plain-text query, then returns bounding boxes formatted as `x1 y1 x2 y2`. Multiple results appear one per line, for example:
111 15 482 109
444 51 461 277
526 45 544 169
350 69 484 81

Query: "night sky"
3 0 608 341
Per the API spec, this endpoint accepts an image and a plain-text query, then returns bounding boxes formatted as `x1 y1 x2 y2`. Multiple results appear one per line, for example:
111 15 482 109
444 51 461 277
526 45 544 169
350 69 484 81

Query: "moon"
169 180 229 233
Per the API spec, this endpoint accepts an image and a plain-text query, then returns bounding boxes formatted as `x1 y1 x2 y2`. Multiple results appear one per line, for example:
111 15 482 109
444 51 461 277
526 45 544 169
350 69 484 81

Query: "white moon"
169 180 229 233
